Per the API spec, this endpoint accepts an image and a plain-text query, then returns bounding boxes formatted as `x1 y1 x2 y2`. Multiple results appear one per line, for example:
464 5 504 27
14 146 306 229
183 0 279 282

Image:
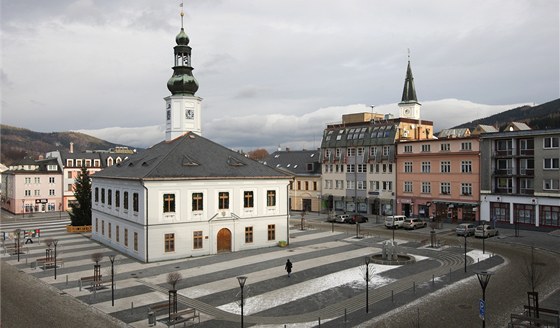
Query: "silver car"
474 225 498 238
456 223 476 236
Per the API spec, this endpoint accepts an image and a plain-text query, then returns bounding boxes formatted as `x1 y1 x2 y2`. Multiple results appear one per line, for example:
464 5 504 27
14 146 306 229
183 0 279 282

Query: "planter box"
66 225 92 233
278 240 287 247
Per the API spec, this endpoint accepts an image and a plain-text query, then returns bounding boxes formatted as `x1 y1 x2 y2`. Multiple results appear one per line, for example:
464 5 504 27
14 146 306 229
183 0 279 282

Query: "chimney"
69 142 74 154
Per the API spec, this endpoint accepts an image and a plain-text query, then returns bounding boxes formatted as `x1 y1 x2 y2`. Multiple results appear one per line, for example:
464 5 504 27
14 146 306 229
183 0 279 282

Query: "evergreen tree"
69 166 92 226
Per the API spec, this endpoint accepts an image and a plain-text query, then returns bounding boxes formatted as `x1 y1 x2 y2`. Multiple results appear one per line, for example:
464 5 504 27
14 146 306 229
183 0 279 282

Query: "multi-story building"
263 149 321 212
91 14 291 262
46 144 135 211
396 129 480 221
1 158 63 214
320 60 433 215
479 128 560 228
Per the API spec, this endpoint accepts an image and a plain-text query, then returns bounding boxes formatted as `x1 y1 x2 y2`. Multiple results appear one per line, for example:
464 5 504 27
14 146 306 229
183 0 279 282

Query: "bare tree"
91 252 103 265
520 246 546 293
167 272 182 291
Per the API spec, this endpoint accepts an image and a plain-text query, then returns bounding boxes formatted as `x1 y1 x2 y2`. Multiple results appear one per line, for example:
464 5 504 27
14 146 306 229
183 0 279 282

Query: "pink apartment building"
396 132 481 222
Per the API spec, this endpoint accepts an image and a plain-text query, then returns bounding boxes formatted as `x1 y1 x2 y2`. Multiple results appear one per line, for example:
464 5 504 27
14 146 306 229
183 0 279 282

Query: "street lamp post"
237 276 247 328
14 229 21 262
365 257 371 313
475 271 493 328
53 239 58 279
482 222 486 254
464 233 468 273
109 254 116 306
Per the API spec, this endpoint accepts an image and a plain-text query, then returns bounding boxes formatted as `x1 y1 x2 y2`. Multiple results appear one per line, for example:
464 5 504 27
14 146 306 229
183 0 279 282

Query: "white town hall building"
91 14 292 262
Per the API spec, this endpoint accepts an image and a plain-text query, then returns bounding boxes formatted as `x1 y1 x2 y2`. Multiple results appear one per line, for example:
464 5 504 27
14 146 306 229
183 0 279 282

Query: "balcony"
519 168 534 176
494 169 513 176
519 188 534 195
518 149 534 156
495 149 513 157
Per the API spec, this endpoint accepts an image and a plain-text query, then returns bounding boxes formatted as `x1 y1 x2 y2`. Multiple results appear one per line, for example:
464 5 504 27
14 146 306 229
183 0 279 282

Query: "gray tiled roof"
263 150 321 176
94 133 292 180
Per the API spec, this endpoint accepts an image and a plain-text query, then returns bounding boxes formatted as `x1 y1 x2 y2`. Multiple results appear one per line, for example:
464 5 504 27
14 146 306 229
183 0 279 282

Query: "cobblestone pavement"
1 212 559 328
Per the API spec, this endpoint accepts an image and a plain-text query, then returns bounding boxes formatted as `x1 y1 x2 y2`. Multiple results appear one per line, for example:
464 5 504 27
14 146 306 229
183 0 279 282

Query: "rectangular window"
76 159 82 167
67 184 73 192
107 189 112 206
441 161 451 173
357 164 367 173
461 142 472 150
102 220 105 235
95 187 99 202
347 148 356 157
25 177 31 184
85 159 91 167
245 226 253 243
357 180 367 190
543 179 560 190
193 231 203 249
370 147 378 156
244 191 254 208
544 158 560 169
115 191 120 208
421 144 431 152
116 226 120 243
383 181 392 191
67 159 73 167
544 137 559 149
347 164 355 173
192 192 203 211
441 182 451 194
34 190 40 196
421 162 431 173
165 233 175 252
346 180 355 189
440 143 450 151
67 171 72 179
49 177 55 183
461 161 472 173
163 193 176 213
305 181 309 190
421 182 431 193
108 223 112 239
357 147 364 156
268 224 276 241
101 188 105 204
134 232 138 251
404 181 413 193
219 192 229 209
404 145 413 153
25 190 31 196
267 190 276 206
133 193 139 212
404 162 413 173
49 189 55 196
382 146 390 156
124 192 129 210
124 229 128 247
461 183 472 195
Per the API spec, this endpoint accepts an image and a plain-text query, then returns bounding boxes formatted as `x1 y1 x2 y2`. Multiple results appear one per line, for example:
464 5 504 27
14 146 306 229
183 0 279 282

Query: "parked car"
351 215 368 224
402 218 427 230
455 223 476 236
385 215 407 229
335 214 351 223
475 225 499 238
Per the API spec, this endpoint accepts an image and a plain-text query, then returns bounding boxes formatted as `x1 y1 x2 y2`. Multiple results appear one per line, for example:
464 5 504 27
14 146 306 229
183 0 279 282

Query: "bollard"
131 302 134 314
344 308 347 322
432 274 435 286
318 317 321 327
79 279 82 291
413 281 416 294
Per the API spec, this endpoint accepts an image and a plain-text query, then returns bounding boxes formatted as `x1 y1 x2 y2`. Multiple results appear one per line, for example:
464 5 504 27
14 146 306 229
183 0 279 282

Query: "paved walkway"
1 212 559 327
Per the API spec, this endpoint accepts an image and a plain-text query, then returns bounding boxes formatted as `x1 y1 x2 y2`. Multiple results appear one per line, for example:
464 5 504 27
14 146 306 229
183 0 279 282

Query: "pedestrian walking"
285 259 293 277
25 236 33 244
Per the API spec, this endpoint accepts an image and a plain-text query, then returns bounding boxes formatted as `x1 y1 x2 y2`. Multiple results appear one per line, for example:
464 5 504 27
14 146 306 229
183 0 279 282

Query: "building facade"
91 13 291 262
479 129 560 228
1 158 63 214
396 133 481 221
263 149 321 213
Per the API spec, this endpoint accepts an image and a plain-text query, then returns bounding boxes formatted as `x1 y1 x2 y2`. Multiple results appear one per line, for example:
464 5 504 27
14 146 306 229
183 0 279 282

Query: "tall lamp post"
53 239 58 279
482 222 486 254
237 276 247 328
463 233 468 273
365 257 371 313
109 254 116 306
475 271 493 328
14 229 21 262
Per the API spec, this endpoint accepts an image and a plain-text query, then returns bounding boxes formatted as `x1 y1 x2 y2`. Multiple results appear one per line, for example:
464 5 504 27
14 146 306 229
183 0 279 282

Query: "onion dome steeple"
167 10 199 96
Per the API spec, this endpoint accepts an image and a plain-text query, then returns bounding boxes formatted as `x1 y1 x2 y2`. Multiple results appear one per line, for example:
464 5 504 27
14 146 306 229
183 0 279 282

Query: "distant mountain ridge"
0 124 131 166
451 98 560 131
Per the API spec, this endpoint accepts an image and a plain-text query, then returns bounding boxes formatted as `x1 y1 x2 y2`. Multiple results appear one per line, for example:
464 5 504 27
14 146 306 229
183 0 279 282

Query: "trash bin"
148 311 155 326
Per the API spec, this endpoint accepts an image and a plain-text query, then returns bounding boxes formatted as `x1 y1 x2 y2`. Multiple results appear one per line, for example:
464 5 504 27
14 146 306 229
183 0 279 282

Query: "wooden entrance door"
217 228 232 253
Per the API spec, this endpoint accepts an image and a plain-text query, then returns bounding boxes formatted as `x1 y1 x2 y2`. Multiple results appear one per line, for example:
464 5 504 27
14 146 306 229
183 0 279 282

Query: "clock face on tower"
404 108 411 116
186 109 195 120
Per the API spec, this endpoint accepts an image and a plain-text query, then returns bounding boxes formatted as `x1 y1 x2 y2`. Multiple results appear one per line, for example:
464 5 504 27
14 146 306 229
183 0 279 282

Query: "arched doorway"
217 228 232 253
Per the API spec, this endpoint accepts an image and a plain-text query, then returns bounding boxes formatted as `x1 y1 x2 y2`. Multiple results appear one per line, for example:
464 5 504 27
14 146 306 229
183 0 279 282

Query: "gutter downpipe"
287 179 292 246
141 180 149 263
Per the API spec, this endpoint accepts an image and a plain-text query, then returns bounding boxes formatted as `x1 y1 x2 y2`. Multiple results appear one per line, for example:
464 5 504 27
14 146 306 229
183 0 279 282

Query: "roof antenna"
408 48 411 61
180 0 184 29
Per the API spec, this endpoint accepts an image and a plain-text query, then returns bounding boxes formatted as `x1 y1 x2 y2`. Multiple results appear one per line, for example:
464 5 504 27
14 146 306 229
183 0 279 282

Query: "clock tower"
398 60 421 120
165 9 202 141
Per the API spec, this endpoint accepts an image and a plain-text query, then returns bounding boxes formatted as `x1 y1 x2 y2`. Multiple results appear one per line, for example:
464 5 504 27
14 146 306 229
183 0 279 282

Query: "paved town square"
1 212 559 327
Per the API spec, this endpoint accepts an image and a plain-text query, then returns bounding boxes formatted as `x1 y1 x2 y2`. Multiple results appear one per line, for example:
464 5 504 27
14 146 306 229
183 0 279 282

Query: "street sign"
479 299 485 320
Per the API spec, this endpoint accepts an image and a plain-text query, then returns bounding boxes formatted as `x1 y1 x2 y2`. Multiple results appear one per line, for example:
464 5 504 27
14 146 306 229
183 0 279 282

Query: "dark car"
352 215 368 224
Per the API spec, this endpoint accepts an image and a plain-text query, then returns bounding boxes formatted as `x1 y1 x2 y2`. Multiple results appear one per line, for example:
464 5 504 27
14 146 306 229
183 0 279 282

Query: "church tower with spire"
398 60 421 120
164 8 202 140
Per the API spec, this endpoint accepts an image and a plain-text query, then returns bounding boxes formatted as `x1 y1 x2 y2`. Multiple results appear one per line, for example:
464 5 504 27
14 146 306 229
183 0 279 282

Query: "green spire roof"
167 28 199 95
400 61 418 103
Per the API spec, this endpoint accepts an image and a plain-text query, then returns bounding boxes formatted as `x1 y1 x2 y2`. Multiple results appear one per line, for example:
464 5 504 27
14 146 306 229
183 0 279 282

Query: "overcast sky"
2 0 558 151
